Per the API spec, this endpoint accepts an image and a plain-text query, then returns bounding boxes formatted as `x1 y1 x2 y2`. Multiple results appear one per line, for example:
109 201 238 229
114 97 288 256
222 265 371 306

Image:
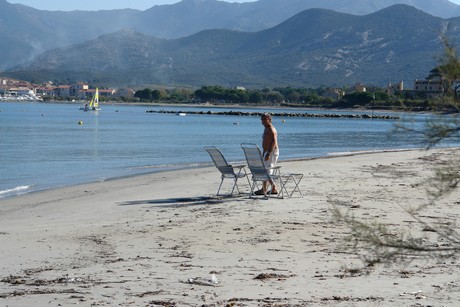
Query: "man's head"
261 113 272 121
261 113 272 127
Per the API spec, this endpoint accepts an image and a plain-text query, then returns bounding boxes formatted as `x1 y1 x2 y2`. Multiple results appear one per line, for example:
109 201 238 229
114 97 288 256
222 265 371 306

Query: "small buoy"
282 119 286 123
78 120 83 125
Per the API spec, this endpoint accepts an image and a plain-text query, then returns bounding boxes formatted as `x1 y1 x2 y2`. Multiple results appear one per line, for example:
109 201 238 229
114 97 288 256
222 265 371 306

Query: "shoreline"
0 164 210 201
1 148 460 305
0 147 424 200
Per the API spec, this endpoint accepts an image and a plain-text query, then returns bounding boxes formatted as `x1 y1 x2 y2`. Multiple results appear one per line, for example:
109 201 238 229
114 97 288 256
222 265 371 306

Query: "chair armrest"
230 164 246 170
282 172 303 177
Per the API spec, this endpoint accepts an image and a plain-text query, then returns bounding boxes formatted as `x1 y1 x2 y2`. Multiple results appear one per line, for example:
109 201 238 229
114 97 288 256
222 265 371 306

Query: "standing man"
256 113 279 195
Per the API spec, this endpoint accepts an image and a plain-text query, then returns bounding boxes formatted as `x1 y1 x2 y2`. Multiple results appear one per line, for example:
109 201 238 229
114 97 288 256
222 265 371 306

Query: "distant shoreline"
35 100 425 115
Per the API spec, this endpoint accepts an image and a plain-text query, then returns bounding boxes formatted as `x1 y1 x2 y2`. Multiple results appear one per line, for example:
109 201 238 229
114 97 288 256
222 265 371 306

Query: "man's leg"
263 150 279 194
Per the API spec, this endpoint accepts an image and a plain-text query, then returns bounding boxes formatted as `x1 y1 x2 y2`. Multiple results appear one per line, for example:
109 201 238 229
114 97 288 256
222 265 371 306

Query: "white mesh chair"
205 146 248 196
240 143 283 198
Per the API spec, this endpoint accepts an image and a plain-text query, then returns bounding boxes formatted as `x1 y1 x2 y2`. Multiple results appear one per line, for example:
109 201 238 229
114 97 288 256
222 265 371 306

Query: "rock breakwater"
145 110 399 120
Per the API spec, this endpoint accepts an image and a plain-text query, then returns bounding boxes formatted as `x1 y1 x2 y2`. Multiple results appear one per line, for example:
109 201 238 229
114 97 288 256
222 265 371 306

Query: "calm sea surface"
0 102 451 199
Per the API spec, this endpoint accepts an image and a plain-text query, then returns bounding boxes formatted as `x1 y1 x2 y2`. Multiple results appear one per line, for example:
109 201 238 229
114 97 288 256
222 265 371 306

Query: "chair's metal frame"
240 143 284 198
205 146 248 196
280 173 304 197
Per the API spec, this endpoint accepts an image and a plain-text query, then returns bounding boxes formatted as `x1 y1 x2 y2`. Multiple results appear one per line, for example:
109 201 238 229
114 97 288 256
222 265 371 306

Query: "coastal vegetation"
332 38 460 269
130 84 437 112
29 81 449 112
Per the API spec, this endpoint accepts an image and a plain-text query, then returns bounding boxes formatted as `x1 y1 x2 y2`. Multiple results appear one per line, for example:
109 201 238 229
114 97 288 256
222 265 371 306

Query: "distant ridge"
1 0 460 71
6 5 460 88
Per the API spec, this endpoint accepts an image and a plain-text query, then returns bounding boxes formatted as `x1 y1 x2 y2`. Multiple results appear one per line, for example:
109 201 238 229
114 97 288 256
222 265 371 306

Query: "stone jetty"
145 109 399 120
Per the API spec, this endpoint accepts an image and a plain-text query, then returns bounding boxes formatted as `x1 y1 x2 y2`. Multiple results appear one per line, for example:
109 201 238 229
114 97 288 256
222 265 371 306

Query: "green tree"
437 37 460 100
343 92 374 106
194 86 249 103
151 89 162 101
248 91 263 103
134 88 152 101
168 88 194 102
263 91 284 103
373 91 390 102
286 91 301 103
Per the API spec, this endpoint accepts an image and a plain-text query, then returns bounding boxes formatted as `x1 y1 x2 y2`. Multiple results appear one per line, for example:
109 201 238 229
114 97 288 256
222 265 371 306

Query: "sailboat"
80 88 101 111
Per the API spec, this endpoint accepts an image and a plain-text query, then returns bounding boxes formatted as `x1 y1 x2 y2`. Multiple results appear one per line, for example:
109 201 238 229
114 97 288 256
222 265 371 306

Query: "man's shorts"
264 149 279 174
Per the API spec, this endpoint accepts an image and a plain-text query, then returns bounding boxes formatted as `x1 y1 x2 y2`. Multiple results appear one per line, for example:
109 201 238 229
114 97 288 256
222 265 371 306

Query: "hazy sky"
7 0 257 11
6 0 460 11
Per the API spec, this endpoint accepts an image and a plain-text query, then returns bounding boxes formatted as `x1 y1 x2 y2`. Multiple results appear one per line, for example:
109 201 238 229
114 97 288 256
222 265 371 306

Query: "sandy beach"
1 148 460 306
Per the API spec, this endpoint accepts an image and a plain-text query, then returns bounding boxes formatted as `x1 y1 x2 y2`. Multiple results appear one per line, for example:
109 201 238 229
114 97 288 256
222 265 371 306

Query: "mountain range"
2 0 460 71
2 0 460 88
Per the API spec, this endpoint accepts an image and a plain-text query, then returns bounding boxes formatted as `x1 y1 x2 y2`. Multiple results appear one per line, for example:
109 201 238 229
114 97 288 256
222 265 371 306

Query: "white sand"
1 149 459 306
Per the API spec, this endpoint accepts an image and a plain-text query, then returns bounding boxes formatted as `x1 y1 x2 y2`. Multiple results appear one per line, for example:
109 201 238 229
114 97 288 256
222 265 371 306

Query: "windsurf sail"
89 88 99 108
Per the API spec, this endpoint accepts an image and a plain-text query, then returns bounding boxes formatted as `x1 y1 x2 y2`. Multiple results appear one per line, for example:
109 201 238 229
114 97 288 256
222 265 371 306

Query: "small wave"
0 185 32 196
129 162 210 170
327 148 421 157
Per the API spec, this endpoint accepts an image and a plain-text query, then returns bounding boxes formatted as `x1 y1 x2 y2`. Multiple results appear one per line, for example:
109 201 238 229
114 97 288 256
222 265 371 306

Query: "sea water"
0 102 446 199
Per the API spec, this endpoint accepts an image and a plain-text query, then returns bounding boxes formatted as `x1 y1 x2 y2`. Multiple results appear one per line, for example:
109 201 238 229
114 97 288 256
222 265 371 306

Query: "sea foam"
0 185 32 198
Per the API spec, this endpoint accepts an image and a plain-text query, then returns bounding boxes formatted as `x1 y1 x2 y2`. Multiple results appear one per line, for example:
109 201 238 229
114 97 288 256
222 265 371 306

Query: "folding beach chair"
205 146 248 196
240 143 283 198
280 173 304 198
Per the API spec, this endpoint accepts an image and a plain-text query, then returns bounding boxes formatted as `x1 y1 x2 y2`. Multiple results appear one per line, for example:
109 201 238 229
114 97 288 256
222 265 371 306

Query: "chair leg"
216 178 225 196
290 176 303 197
249 181 258 198
279 176 289 198
231 178 239 195
277 177 284 199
